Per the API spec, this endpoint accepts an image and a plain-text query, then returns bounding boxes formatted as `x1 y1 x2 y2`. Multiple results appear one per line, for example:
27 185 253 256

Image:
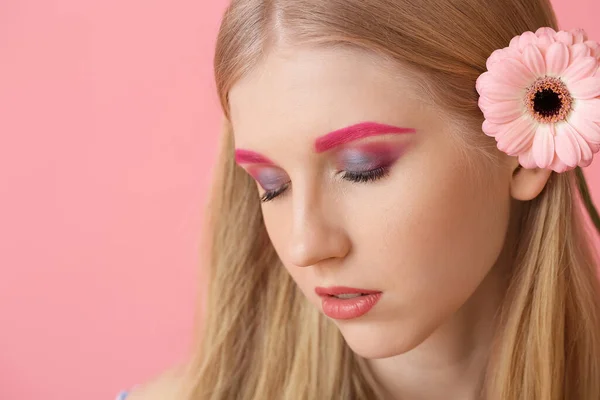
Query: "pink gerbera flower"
476 27 600 172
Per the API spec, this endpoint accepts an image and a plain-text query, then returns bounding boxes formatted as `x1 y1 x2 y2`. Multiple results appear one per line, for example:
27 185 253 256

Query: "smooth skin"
125 366 184 399
130 46 552 400
229 46 552 400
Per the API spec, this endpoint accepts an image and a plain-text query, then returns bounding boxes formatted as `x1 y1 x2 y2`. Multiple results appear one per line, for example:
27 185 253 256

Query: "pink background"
1 1 599 399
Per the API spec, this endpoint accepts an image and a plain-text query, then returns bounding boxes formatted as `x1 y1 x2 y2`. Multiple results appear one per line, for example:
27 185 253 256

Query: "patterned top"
115 390 129 400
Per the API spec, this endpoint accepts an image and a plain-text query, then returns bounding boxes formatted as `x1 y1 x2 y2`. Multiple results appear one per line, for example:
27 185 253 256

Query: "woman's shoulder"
125 365 186 400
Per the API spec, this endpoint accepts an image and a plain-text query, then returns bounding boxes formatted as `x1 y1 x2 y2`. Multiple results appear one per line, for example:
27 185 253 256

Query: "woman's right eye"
259 164 393 203
260 167 392 203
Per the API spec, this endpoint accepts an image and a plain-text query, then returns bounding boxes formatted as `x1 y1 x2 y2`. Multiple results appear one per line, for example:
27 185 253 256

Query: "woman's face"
229 46 514 358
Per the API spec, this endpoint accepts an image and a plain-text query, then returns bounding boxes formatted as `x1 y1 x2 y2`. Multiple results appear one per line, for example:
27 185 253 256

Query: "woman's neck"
366 251 511 400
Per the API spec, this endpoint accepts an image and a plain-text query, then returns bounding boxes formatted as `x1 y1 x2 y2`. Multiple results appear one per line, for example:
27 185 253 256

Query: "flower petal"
475 71 490 95
495 114 536 156
554 122 581 167
476 72 522 101
478 95 494 114
570 28 588 44
580 157 594 168
518 31 538 51
569 77 600 99
575 98 600 123
522 44 546 77
486 48 521 71
536 27 557 37
569 43 591 62
585 40 600 59
482 119 502 138
489 58 536 88
532 123 555 168
545 42 570 76
561 56 598 84
570 123 594 166
486 49 506 71
555 31 574 46
549 157 571 172
518 148 538 169
482 99 524 124
509 35 521 51
537 35 555 56
567 107 600 143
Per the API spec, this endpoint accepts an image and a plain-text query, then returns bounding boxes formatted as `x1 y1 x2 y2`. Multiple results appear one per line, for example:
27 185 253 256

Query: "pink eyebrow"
234 149 275 165
314 122 416 153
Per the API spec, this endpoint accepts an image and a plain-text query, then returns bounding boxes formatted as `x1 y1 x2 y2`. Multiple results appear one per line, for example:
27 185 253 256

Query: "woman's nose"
286 192 351 268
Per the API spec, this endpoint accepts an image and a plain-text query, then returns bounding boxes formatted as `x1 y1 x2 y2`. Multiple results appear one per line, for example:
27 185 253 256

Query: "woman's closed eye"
259 165 392 203
341 165 391 183
251 140 406 203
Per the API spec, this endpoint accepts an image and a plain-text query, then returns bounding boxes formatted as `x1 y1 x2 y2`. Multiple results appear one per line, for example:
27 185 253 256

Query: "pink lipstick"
315 286 383 320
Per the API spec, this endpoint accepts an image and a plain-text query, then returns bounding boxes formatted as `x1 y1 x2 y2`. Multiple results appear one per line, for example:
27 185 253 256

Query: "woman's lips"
315 286 383 320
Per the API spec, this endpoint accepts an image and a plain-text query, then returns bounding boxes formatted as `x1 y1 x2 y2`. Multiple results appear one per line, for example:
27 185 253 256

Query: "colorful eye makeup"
246 165 288 191
234 121 416 202
244 166 290 203
235 149 275 165
314 121 416 153
333 141 407 173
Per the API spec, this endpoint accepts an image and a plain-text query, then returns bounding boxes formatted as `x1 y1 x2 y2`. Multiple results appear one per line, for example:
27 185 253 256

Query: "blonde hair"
181 1 600 398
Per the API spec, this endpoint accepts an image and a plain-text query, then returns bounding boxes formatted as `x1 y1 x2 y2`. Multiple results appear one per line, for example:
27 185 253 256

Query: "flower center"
524 76 573 124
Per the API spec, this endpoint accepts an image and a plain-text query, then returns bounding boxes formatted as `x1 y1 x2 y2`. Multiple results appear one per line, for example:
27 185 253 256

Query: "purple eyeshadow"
247 166 288 190
336 142 406 172
241 140 409 191
341 149 381 170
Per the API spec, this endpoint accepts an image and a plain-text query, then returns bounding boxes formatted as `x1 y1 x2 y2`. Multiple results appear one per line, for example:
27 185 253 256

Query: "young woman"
122 0 600 398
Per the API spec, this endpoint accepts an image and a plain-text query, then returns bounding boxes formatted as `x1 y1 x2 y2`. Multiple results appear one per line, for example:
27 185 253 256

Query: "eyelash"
260 183 290 203
259 166 391 203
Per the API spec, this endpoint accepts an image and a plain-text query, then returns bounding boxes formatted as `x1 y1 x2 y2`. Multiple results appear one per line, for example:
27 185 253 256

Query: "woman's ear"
509 158 553 201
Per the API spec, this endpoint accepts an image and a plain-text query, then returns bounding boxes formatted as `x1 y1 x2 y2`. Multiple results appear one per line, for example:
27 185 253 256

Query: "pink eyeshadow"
315 121 416 153
235 149 274 165
335 141 409 171
246 165 288 190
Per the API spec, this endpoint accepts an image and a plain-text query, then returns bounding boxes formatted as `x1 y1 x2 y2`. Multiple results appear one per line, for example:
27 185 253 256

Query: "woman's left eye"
341 166 391 183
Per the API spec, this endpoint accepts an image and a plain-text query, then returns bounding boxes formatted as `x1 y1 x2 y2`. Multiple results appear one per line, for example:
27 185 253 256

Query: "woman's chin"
346 342 403 359
336 322 429 360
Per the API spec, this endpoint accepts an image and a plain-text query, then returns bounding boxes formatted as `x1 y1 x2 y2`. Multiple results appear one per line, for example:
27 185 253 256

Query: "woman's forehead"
228 47 432 147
